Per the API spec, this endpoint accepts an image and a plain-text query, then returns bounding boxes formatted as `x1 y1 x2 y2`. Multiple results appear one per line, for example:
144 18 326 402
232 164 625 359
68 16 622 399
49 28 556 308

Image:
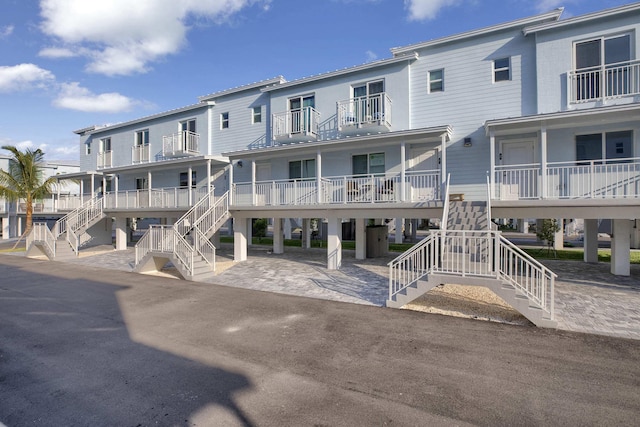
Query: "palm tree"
0 145 56 240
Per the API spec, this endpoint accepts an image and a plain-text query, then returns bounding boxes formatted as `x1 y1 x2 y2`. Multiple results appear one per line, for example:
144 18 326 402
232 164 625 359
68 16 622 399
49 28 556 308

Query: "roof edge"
524 3 640 35
198 76 286 101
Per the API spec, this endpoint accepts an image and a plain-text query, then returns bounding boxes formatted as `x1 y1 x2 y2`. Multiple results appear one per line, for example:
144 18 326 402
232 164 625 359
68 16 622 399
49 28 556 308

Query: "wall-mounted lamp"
438 157 441 165
236 160 243 168
463 137 472 147
499 153 503 161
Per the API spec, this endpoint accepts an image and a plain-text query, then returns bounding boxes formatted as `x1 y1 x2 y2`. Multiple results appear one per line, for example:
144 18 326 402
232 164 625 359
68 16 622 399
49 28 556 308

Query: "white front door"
409 147 439 201
500 139 536 200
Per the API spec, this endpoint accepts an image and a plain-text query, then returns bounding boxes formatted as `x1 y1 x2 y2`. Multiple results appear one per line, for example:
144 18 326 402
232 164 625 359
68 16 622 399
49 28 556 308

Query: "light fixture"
464 137 472 147
236 160 243 168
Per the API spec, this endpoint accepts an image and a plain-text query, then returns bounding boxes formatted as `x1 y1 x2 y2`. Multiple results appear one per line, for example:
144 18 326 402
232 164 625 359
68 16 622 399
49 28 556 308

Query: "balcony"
132 144 150 164
494 157 640 200
232 170 440 207
568 59 640 104
103 186 207 210
337 92 392 135
162 131 200 158
272 107 320 143
97 150 112 169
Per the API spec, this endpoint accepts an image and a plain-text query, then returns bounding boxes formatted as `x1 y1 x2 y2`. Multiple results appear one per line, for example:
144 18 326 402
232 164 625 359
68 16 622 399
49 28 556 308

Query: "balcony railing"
272 107 320 142
132 144 150 164
568 59 640 104
97 150 112 169
232 170 440 207
162 131 199 158
103 186 208 210
494 157 640 200
337 92 392 130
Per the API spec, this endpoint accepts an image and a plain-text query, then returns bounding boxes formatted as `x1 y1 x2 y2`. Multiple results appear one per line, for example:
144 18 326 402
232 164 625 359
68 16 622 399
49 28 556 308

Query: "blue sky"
0 0 634 160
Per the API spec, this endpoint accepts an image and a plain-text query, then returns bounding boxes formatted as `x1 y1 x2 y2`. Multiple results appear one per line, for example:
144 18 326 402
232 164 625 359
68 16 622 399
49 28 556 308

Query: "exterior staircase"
386 175 557 328
134 190 229 281
27 196 106 260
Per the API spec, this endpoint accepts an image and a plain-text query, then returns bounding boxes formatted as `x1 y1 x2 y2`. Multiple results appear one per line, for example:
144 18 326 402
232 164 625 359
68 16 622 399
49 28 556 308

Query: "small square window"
221 112 229 129
85 142 91 155
428 69 444 92
252 106 262 124
493 57 511 82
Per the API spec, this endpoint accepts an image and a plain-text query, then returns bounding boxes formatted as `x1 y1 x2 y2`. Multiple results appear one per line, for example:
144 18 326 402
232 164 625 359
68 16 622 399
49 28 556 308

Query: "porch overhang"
484 104 640 136
98 155 229 174
223 126 452 161
54 170 103 181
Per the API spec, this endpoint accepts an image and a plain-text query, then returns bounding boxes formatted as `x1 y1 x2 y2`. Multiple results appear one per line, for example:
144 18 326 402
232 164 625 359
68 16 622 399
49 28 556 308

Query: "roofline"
524 3 640 35
73 125 98 135
78 103 210 136
390 9 563 56
223 126 452 158
260 54 418 93
198 76 286 101
484 104 640 134
100 155 229 174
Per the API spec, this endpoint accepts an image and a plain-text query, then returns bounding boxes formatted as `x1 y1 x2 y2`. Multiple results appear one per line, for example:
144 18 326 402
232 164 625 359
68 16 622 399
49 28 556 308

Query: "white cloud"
0 63 55 92
365 50 378 62
0 25 14 38
39 0 271 76
14 140 47 152
404 0 461 21
53 82 136 113
39 46 78 58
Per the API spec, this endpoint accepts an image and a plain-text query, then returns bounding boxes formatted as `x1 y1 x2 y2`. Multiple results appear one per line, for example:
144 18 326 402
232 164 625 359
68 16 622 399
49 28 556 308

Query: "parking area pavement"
9 239 639 340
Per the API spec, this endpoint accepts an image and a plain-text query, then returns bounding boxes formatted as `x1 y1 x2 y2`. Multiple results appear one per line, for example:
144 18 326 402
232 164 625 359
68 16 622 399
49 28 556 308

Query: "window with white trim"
289 159 316 180
252 106 262 124
221 112 229 129
428 69 444 92
352 152 385 176
85 142 91 155
100 137 111 152
576 130 633 163
493 57 511 82
135 129 149 146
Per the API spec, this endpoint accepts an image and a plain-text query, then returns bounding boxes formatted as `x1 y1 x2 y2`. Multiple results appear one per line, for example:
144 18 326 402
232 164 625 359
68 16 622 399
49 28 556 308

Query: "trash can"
366 225 388 257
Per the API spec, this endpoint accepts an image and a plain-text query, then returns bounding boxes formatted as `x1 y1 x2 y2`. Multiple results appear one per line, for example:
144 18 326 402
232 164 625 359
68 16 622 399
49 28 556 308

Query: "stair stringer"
134 251 215 282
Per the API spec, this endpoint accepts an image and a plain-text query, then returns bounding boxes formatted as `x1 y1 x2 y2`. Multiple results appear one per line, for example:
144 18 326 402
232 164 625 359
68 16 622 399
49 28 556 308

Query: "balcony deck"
337 92 392 135
272 107 320 143
162 131 200 158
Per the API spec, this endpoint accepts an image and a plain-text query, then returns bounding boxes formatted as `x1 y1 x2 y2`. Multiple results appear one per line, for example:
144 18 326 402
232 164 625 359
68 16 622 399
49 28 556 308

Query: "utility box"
366 225 388 257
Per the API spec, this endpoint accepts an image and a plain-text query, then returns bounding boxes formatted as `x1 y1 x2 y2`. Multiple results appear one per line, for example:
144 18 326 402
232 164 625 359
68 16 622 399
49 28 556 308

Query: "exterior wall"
535 13 640 113
209 91 271 154
410 28 537 199
267 61 411 144
81 106 209 171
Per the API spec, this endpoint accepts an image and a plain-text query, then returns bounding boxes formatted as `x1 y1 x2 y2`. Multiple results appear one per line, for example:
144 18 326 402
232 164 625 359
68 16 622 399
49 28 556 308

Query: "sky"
0 0 635 161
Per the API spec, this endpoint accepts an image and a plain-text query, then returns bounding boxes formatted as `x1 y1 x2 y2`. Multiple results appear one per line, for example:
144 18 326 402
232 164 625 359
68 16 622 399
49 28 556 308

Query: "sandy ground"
402 284 531 326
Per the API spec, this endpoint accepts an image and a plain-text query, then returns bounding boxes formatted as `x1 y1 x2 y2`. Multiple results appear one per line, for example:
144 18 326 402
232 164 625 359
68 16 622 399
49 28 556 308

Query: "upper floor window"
493 57 511 82
289 159 316 180
100 137 111 152
135 129 149 146
576 130 632 163
352 152 385 176
252 106 262 124
181 118 196 133
85 142 91 155
575 34 630 70
289 95 315 111
353 80 384 98
221 112 229 129
428 69 444 92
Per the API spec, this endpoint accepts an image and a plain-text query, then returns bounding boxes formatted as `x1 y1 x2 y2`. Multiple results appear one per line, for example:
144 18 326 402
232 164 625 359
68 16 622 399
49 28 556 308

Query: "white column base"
583 219 598 263
355 218 366 260
234 217 248 262
327 217 342 270
273 218 284 254
395 217 403 244
115 217 127 250
611 219 631 276
1 217 9 240
553 218 564 250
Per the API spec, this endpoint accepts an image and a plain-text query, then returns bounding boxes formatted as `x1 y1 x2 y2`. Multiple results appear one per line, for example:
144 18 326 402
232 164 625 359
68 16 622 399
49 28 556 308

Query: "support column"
611 219 631 276
327 217 342 270
355 218 366 260
541 126 548 199
206 159 212 194
411 219 418 242
583 219 599 263
80 179 84 204
114 175 119 208
273 218 284 254
115 217 127 250
489 130 495 200
316 151 322 204
553 218 564 251
302 218 311 249
284 218 292 240
188 166 193 205
234 217 248 262
395 217 403 244
1 217 9 240
247 218 253 246
400 142 406 202
440 133 447 199
17 217 23 237
90 174 95 199
147 171 152 207
631 219 640 249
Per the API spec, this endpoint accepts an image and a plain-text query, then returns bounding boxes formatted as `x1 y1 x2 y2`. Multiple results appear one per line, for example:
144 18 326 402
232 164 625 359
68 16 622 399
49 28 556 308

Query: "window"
353 80 384 98
136 177 148 190
576 130 633 163
574 34 631 100
180 119 196 133
428 69 444 93
85 142 91 155
289 159 316 180
352 152 385 176
576 34 630 70
288 95 315 133
135 129 149 146
221 112 229 129
252 106 262 124
100 138 111 152
493 57 511 82
179 171 197 188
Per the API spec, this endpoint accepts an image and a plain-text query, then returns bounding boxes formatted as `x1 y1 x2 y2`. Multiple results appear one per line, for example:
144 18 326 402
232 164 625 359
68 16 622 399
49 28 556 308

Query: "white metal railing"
58 195 83 211
28 223 56 257
103 186 207 210
97 150 112 169
162 131 199 157
232 171 441 207
388 230 556 318
337 92 392 129
272 107 320 140
53 195 104 255
568 59 640 104
494 158 640 200
441 173 451 228
132 144 150 163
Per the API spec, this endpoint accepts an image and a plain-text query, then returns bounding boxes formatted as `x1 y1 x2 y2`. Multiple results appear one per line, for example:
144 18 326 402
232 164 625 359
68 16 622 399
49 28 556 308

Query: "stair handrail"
193 191 229 236
175 187 215 237
497 235 557 318
193 227 216 271
28 222 57 258
387 230 439 301
441 173 451 230
135 225 196 276
54 194 103 238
